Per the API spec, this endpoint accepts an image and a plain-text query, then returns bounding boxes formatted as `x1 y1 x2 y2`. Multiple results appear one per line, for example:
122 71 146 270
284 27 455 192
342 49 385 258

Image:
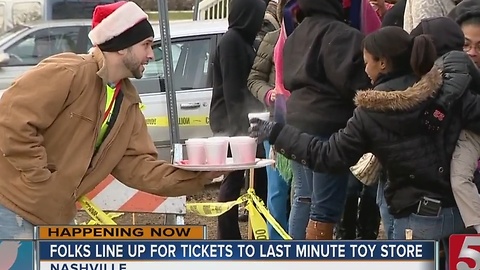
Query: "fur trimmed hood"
354 69 443 111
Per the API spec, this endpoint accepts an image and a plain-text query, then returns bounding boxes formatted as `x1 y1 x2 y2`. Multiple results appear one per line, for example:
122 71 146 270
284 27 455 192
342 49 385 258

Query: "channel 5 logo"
450 235 480 270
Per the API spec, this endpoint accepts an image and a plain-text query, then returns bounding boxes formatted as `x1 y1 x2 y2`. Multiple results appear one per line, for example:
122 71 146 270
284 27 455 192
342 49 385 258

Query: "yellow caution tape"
138 100 210 127
246 201 269 240
187 194 249 217
185 188 292 240
246 188 291 240
77 196 118 225
79 213 124 225
77 186 290 240
139 101 209 127
145 116 209 127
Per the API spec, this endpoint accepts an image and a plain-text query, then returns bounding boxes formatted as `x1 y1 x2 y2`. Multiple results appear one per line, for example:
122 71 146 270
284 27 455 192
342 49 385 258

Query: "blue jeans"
264 141 290 240
377 180 394 239
393 206 465 268
303 136 349 223
288 136 350 238
288 160 310 239
392 207 465 240
0 204 34 239
305 164 349 223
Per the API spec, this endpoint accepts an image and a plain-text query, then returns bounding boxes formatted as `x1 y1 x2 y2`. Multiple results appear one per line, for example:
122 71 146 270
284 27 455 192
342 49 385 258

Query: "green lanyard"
96 83 120 149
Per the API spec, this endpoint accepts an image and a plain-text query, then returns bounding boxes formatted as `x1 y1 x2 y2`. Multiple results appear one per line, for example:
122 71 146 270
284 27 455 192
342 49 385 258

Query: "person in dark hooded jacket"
250 26 480 247
370 17 467 241
281 0 370 240
208 0 267 240
410 17 480 235
209 0 266 135
381 17 467 241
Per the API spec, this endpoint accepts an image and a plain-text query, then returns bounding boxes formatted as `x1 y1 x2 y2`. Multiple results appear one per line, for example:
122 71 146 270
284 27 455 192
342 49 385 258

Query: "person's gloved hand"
249 118 277 143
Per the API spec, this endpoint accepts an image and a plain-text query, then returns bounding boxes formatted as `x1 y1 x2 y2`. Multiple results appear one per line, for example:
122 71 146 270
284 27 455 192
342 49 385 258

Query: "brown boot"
305 219 334 240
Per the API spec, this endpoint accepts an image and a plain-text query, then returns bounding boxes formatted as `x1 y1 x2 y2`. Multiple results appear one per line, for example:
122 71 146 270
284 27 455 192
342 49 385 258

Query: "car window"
143 43 182 78
174 38 211 90
5 26 81 66
140 37 211 93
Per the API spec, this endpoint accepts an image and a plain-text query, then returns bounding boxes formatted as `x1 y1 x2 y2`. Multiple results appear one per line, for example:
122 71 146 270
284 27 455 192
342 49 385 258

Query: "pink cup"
229 136 257 164
205 137 229 165
185 138 207 165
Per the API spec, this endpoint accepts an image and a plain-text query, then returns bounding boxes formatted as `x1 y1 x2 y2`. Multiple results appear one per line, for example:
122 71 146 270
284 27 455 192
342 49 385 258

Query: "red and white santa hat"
88 1 154 52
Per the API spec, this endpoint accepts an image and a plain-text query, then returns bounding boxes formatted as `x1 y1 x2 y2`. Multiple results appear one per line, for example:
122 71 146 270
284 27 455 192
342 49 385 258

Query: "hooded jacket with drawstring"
282 0 371 136
209 0 266 136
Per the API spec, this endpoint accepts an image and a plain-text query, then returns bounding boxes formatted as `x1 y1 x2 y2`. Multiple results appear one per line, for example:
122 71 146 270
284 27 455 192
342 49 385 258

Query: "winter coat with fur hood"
269 65 480 218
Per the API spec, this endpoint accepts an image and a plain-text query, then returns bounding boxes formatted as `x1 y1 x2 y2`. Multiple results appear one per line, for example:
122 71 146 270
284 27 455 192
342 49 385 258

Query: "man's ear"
117 49 128 55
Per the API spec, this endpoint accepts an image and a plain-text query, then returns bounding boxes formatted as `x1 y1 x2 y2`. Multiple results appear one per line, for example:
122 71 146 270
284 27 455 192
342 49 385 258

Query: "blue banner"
0 240 34 270
38 241 435 261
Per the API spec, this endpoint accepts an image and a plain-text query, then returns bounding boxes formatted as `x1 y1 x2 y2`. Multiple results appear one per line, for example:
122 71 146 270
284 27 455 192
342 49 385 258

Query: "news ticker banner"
4 226 480 270
38 240 434 270
36 225 207 240
34 225 436 270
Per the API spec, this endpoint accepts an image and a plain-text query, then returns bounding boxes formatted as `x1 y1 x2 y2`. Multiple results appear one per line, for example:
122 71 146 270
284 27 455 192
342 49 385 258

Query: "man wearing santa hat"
0 1 224 239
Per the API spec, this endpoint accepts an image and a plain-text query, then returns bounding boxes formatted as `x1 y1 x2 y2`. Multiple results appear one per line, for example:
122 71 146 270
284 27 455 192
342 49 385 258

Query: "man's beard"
123 52 143 79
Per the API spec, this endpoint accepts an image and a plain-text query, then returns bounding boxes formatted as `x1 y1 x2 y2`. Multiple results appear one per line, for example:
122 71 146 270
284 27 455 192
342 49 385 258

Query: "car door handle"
180 102 201 109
